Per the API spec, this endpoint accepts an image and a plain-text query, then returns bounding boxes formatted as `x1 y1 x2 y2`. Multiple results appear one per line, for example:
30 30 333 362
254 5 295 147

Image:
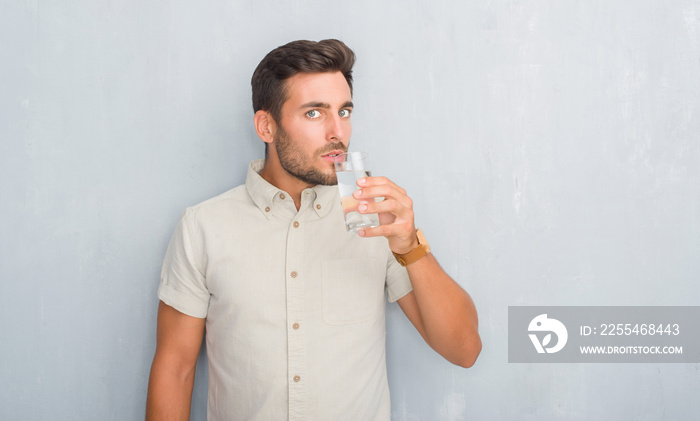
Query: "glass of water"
333 152 381 234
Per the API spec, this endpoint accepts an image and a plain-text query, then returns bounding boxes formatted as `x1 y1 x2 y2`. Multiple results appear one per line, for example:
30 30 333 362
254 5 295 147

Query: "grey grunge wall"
2 1 699 419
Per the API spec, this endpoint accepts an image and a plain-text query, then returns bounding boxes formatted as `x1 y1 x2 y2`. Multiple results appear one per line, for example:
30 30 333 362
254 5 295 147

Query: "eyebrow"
299 101 354 109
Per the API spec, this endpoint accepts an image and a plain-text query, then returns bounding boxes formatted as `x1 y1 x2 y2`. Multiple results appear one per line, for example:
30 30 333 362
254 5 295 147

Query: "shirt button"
265 206 270 213
316 204 321 210
293 221 300 228
292 322 300 330
293 375 301 383
280 193 286 200
290 271 297 278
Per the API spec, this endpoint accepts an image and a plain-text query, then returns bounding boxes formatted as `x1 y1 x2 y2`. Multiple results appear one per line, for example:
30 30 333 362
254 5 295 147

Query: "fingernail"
358 203 367 212
357 178 366 186
358 229 365 237
353 189 362 198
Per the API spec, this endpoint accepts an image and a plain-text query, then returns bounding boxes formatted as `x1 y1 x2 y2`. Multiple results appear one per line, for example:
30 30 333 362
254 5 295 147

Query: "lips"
321 150 346 163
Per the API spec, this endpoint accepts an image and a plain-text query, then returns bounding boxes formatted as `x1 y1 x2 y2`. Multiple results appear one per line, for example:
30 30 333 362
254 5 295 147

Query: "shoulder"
182 184 251 224
192 184 248 209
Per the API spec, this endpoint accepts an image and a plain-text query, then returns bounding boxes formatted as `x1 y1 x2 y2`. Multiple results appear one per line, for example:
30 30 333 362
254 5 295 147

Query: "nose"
326 113 350 142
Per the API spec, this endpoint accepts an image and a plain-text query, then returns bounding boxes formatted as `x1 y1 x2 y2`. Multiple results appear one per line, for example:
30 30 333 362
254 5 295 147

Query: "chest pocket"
322 258 386 325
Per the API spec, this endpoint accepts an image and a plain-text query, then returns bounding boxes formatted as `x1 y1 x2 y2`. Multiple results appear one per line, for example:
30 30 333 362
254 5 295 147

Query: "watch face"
416 229 429 251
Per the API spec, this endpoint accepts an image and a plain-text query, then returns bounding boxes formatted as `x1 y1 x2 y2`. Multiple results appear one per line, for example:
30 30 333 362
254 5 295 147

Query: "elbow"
451 330 482 368
458 335 482 368
427 321 482 368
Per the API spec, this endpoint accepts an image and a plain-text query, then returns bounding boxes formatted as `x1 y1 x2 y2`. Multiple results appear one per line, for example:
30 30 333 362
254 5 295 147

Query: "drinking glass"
333 152 381 234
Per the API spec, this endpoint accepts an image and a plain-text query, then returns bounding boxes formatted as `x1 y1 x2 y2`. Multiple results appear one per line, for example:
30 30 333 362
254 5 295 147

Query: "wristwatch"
392 228 431 266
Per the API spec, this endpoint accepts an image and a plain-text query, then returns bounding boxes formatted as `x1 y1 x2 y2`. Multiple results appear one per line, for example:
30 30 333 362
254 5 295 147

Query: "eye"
306 110 321 119
339 109 352 118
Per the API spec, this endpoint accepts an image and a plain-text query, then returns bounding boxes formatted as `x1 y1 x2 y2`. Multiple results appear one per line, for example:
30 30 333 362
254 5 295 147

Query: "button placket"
286 204 306 418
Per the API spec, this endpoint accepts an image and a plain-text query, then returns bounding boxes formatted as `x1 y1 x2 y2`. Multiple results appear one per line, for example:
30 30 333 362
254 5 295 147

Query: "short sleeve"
385 250 412 303
158 208 210 318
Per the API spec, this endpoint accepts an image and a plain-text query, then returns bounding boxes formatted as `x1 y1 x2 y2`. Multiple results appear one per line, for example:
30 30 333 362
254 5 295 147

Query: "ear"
254 110 276 145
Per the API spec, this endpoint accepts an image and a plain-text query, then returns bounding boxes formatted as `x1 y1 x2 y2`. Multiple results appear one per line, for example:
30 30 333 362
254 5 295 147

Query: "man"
146 39 481 420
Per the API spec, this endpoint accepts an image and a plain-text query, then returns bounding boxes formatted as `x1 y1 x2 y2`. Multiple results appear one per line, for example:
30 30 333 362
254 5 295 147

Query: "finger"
358 224 394 238
354 185 412 208
358 220 416 246
358 198 413 220
357 200 397 226
357 176 389 187
358 176 406 195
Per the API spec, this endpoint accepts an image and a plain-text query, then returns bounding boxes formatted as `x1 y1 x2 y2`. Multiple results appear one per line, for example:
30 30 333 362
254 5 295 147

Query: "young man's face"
272 71 353 186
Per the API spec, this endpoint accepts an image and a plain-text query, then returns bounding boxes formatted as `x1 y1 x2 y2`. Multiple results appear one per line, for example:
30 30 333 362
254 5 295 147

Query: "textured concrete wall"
1 1 698 419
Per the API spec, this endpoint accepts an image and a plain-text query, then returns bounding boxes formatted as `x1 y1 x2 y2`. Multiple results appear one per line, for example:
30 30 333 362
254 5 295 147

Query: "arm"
146 301 206 420
354 176 482 368
396 257 481 367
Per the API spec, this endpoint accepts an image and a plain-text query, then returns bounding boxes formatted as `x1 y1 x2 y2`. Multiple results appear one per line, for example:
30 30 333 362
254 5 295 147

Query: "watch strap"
392 228 431 267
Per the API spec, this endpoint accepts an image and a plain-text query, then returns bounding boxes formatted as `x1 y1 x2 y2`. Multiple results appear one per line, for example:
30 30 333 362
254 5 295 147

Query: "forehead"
282 71 352 107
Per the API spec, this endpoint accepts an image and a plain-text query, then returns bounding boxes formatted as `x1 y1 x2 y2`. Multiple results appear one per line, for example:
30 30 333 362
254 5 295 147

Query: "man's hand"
353 176 418 253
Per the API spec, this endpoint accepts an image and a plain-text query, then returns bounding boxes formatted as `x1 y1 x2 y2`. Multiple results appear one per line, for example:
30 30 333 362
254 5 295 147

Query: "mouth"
321 150 346 163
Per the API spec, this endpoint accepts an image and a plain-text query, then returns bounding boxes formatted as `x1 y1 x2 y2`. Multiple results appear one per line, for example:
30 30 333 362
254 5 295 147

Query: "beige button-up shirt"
159 160 412 420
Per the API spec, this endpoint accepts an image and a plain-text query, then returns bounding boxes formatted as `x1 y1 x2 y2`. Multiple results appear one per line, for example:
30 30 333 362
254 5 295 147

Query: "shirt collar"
308 184 337 218
245 159 338 220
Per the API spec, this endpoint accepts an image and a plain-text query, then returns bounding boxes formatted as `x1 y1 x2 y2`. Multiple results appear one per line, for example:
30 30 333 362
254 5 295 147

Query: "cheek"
289 121 323 141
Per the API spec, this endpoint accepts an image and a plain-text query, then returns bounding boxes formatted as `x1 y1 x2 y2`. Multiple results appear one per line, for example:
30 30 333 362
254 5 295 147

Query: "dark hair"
251 39 356 124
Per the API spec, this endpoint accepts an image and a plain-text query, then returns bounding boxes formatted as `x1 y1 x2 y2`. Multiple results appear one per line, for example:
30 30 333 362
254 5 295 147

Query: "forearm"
145 354 196 421
405 253 481 367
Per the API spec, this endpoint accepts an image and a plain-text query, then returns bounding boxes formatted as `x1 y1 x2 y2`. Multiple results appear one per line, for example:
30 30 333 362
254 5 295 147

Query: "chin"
326 170 339 185
317 166 338 186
